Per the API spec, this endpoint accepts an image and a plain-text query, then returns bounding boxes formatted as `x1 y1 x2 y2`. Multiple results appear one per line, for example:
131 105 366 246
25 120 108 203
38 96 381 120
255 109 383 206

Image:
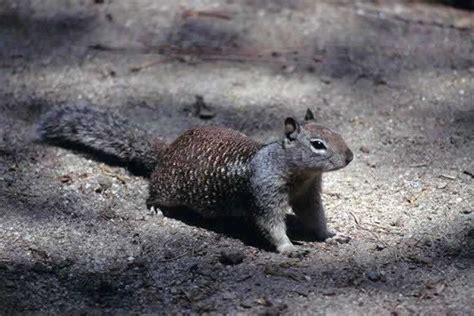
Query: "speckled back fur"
148 127 262 217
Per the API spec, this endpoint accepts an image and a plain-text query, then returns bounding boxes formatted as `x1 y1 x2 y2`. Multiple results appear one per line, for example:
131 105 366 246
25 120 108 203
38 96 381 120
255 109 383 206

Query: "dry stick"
128 43 323 72
90 42 323 72
349 212 390 247
129 51 322 72
2 189 40 198
129 57 176 73
440 174 457 180
102 172 128 184
367 222 404 236
159 251 190 262
410 162 431 168
355 5 471 30
182 9 233 20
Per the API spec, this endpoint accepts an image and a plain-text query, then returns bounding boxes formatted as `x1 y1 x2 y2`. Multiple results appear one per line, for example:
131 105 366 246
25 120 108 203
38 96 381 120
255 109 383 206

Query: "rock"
58 174 73 184
256 297 273 306
454 17 474 29
320 76 332 84
194 95 215 119
262 304 288 314
95 176 112 193
222 291 236 300
31 262 53 273
360 146 370 154
219 250 244 265
366 270 384 282
240 300 253 309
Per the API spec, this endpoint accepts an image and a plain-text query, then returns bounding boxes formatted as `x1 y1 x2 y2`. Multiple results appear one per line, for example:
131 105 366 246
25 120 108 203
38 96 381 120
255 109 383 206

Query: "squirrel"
36 105 353 256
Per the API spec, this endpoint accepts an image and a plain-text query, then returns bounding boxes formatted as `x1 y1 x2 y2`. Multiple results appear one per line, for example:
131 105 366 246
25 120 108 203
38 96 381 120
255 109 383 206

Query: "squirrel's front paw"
277 243 310 258
148 206 163 216
311 230 336 241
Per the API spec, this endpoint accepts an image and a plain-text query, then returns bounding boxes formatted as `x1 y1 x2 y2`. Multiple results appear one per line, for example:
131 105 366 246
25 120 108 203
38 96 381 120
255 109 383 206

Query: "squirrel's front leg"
249 148 311 256
289 175 335 241
251 178 308 256
252 204 294 255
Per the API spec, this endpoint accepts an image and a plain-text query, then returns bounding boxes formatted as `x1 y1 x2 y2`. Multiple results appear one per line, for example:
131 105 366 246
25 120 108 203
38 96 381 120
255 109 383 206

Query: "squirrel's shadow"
159 207 319 250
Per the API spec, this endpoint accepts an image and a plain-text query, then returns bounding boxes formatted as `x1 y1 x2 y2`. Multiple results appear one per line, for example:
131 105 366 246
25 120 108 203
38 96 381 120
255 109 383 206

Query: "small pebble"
437 182 448 189
375 244 386 251
320 76 331 84
366 160 377 168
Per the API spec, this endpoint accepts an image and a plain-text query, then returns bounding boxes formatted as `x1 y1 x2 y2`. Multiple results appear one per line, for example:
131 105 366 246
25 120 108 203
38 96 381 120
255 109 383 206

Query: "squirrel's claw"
277 243 310 258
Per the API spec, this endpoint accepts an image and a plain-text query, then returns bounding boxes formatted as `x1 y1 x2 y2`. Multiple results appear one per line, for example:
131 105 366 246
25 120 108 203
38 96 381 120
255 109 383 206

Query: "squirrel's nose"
345 149 354 164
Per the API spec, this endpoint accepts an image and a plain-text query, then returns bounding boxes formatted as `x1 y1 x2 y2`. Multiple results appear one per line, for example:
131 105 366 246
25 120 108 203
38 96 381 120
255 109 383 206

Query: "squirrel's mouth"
326 166 343 172
327 157 350 172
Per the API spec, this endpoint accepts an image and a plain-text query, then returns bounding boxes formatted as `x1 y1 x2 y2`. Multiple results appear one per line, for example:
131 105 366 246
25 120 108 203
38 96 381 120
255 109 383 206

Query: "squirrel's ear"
284 117 300 140
304 108 315 121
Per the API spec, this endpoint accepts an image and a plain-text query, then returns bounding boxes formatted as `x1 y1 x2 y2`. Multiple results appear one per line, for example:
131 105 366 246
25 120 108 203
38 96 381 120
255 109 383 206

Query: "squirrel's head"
282 109 353 173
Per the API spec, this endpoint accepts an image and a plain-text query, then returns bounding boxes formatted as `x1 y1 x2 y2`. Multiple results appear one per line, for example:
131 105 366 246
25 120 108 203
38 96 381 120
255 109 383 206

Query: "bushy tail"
36 104 164 176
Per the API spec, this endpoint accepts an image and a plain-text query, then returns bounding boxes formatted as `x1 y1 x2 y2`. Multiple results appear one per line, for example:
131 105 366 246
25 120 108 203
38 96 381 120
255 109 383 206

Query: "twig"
91 43 324 72
348 212 393 246
1 189 40 198
440 174 457 180
237 275 253 282
410 162 431 168
129 57 175 73
182 9 233 20
159 251 190 262
355 6 472 31
349 212 360 225
463 170 474 178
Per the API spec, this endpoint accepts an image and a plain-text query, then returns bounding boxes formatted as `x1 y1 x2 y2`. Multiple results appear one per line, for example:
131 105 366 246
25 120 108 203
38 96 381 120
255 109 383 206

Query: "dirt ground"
0 0 473 314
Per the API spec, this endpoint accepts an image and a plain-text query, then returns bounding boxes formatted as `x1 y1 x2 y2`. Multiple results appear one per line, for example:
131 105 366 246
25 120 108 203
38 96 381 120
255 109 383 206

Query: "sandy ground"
0 0 473 314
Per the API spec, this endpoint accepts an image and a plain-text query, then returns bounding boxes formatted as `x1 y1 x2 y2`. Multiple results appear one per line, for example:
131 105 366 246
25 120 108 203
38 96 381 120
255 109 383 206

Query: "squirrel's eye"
310 139 326 150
